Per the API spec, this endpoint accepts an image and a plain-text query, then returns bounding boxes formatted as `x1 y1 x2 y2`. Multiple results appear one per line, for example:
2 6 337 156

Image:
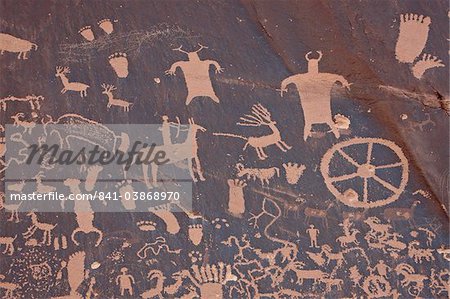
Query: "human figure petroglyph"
236 163 279 185
55 66 90 97
395 14 431 63
108 52 129 78
23 211 57 245
141 118 206 186
0 33 38 59
336 218 360 248
306 224 320 248
411 53 445 79
0 95 43 111
282 163 306 185
280 51 350 140
116 267 135 296
321 138 408 208
101 83 133 111
370 260 391 279
214 103 291 160
166 43 223 105
227 179 247 217
11 112 35 134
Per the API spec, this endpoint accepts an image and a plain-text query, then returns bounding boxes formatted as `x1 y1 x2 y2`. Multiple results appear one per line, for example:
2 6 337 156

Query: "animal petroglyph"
0 95 43 111
280 51 350 140
55 66 90 97
23 211 57 245
11 112 35 134
0 33 38 59
214 103 291 160
0 274 18 298
108 52 128 78
321 138 409 208
383 200 420 226
236 163 279 185
141 118 206 186
395 14 431 63
101 84 133 111
166 43 223 105
0 235 16 255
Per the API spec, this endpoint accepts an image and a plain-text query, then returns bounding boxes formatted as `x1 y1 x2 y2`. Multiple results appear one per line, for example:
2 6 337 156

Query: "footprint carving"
395 14 431 63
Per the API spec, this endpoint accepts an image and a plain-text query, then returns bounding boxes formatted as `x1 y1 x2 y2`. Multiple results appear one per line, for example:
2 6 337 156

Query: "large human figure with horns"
280 51 351 141
165 43 223 105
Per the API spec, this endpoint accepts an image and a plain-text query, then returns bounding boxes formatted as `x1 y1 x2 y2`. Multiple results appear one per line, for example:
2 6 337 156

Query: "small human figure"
54 260 70 295
115 267 135 296
371 260 391 278
165 44 223 105
306 224 320 248
160 115 181 145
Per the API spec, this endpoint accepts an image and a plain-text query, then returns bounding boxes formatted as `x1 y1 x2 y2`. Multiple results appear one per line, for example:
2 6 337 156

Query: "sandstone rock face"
0 1 448 298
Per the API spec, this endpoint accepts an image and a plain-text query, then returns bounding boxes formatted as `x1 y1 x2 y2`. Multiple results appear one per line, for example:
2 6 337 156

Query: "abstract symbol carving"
321 138 409 208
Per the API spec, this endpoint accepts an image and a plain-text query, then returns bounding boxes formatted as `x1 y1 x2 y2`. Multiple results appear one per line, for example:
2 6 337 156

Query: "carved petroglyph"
280 51 350 140
78 26 95 41
0 235 16 255
411 53 445 79
11 112 35 134
0 33 38 59
227 179 247 217
214 103 291 160
282 163 306 185
236 163 279 185
55 66 89 97
395 14 431 63
0 191 21 222
142 118 206 186
97 19 115 34
0 95 43 111
166 43 223 105
321 138 409 208
115 267 135 296
108 52 128 78
101 84 132 111
23 211 57 245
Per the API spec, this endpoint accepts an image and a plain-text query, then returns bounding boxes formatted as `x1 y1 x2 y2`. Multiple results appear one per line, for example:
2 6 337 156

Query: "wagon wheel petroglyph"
321 138 408 208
